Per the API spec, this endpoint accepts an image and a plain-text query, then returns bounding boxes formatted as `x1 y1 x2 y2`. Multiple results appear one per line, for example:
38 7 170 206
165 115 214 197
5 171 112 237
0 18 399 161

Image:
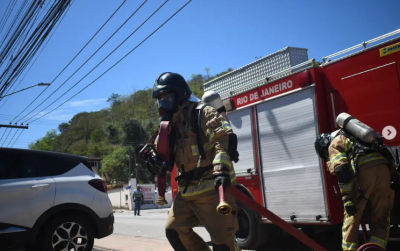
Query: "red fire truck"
170 29 400 249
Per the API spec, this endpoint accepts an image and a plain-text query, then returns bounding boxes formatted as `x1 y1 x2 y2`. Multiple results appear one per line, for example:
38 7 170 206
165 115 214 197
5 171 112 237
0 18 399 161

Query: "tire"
235 200 282 250
42 214 94 251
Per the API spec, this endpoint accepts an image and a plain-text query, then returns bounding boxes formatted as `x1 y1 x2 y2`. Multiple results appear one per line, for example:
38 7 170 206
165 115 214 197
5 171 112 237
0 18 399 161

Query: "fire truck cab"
170 30 400 250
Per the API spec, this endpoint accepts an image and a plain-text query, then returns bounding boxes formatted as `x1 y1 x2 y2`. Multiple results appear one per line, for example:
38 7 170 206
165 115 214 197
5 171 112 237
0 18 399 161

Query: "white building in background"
107 178 172 210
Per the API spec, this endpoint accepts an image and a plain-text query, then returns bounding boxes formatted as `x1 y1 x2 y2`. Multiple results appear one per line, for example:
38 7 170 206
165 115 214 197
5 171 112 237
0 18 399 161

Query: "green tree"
101 147 130 183
29 129 58 151
204 67 210 80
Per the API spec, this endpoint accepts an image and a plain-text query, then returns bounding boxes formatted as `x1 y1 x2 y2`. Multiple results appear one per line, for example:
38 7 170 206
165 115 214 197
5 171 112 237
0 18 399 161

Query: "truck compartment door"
228 107 256 176
256 87 328 222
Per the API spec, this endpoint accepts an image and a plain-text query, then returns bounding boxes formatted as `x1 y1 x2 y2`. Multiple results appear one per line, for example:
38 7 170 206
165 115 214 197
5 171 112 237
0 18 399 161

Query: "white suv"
0 148 114 251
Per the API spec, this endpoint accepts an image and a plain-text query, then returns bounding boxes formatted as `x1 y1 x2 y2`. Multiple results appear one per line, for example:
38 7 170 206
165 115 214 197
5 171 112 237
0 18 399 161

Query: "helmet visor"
157 92 177 113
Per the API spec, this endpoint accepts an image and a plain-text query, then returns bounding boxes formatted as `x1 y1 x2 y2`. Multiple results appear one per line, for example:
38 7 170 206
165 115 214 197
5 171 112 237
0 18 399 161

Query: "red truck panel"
322 38 400 146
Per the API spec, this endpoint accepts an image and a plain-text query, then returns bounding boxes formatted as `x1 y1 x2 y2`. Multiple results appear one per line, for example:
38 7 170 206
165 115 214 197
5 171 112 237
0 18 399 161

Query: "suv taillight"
89 179 107 193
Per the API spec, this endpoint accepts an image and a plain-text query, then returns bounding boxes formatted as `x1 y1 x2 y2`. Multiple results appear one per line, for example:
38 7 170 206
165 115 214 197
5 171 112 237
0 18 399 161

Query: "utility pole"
129 147 132 179
134 151 139 183
0 124 28 129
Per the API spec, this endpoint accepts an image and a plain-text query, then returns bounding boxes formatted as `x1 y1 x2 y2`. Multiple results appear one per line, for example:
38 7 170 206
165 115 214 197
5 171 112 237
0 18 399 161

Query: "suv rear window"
0 149 92 180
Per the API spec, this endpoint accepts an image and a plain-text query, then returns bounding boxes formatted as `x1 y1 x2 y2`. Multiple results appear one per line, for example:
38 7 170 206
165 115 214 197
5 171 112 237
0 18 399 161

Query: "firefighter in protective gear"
315 132 395 251
153 72 241 251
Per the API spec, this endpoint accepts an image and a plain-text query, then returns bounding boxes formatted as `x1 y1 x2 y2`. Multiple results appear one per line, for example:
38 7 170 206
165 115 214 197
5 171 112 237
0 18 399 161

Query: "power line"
19 0 145 122
0 0 13 35
0 127 8 142
11 129 24 148
2 0 72 112
25 0 167 123
28 0 193 123
0 0 72 99
0 112 63 122
1 127 13 147
0 0 18 44
0 1 51 109
50 0 127 85
13 0 122 121
6 128 19 147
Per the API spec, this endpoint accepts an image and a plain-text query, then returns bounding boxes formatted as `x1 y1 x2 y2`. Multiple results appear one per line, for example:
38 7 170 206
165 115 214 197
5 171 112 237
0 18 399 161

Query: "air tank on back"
202 90 228 120
336 112 377 144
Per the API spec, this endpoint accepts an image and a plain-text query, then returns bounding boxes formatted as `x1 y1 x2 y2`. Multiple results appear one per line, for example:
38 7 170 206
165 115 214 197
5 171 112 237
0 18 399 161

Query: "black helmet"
152 72 192 114
152 72 192 101
315 133 332 161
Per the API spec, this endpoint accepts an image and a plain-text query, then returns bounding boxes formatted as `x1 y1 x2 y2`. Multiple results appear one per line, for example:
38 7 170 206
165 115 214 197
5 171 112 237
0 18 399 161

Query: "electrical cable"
19 0 146 122
0 1 46 92
0 0 30 59
1 127 13 147
50 0 127 86
0 0 13 36
0 1 50 108
0 0 31 64
0 0 71 98
0 0 72 111
11 129 24 148
0 127 8 142
25 0 168 123
0 0 18 45
28 0 193 123
6 128 19 147
0 112 65 123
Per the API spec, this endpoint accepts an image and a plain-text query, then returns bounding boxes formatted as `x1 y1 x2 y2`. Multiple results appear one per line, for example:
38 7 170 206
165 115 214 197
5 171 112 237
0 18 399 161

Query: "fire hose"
219 186 383 251
219 185 328 251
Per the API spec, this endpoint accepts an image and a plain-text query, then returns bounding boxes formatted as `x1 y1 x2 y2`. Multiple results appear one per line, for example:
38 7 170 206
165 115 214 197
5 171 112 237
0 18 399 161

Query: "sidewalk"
113 208 170 214
94 234 173 251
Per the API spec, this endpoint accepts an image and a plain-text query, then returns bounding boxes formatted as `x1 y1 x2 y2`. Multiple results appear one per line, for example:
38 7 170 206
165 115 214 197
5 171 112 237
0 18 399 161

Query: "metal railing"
221 58 315 99
322 29 400 63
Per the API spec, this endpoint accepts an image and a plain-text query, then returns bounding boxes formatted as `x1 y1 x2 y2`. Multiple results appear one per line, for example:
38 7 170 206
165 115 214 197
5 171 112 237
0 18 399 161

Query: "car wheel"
42 214 94 251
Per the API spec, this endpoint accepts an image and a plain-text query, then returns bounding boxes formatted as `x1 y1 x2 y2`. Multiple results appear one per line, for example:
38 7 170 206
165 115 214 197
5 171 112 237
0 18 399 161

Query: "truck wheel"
42 214 94 251
235 200 282 250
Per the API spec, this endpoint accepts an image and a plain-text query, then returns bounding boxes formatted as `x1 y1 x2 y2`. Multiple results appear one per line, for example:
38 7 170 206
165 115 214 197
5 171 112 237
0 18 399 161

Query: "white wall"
107 178 173 210
108 186 130 209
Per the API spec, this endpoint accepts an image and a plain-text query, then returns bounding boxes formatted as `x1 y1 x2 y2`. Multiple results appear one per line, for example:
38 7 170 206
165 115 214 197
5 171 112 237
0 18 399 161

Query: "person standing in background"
133 186 144 216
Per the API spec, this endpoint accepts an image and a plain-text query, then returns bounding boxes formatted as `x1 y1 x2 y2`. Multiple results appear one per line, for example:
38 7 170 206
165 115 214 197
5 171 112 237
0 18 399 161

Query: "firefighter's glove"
214 173 231 191
344 200 356 216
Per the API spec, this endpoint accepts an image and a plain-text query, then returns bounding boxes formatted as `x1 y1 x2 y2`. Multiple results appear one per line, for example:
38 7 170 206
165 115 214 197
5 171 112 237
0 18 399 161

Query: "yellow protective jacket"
161 100 237 199
326 134 389 201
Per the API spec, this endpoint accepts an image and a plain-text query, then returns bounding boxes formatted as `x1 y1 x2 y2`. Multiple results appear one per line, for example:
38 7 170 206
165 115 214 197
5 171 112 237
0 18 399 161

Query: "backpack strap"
194 103 208 160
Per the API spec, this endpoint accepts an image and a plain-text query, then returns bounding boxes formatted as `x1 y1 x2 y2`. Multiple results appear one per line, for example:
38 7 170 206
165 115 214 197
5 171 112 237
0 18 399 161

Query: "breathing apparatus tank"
201 90 239 163
336 113 377 144
201 90 228 120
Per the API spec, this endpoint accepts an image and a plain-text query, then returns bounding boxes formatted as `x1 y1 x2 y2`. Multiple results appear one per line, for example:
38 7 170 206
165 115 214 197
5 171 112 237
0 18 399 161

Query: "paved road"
111 209 209 241
101 209 400 251
7 208 400 251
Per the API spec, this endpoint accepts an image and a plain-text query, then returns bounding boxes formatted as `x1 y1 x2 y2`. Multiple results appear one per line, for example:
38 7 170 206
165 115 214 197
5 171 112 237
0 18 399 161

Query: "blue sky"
0 0 399 149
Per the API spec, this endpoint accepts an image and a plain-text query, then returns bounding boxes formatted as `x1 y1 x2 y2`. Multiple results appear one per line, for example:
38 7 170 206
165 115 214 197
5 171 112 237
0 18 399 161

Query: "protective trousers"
165 190 241 251
342 164 394 251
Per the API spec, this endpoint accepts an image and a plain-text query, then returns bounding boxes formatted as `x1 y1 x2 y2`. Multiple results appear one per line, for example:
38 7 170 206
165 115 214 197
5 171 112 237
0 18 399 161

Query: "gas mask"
157 92 178 114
